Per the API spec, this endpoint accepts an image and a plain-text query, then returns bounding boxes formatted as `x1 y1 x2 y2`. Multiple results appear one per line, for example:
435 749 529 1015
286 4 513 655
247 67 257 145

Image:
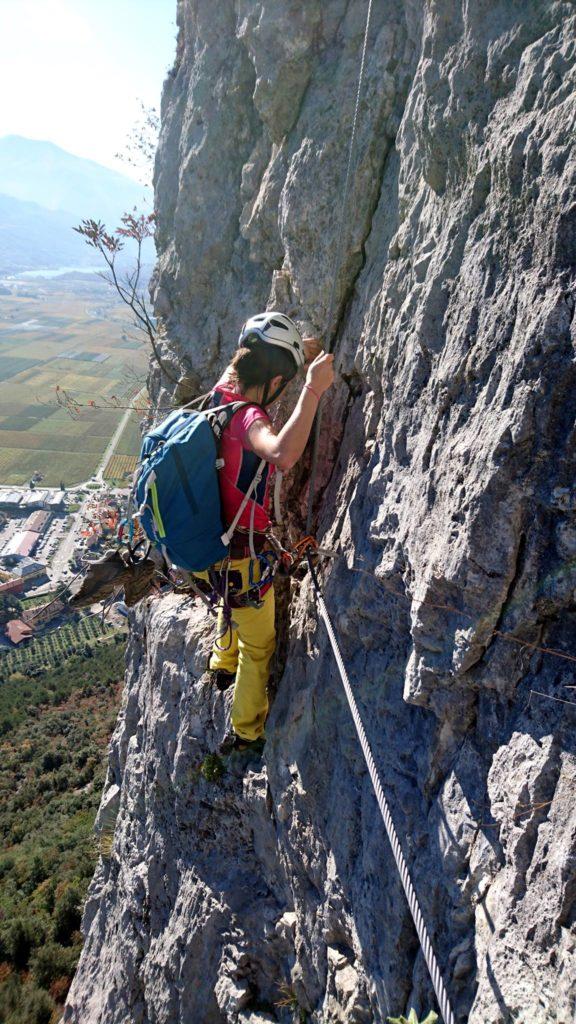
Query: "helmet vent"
269 318 289 330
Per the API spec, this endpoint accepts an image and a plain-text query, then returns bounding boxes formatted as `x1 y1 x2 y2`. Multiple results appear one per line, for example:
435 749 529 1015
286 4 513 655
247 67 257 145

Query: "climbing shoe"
205 656 236 692
219 731 265 756
210 669 236 692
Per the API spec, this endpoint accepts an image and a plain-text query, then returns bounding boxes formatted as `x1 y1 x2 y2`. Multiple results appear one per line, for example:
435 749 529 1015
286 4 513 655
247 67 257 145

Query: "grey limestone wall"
65 3 576 1022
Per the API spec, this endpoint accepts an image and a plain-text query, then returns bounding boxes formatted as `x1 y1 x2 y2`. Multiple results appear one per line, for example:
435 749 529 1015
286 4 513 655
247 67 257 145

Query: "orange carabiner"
292 535 318 560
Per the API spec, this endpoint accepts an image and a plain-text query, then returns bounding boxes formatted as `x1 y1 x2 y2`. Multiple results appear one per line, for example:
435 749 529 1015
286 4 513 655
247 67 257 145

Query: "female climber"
195 311 334 754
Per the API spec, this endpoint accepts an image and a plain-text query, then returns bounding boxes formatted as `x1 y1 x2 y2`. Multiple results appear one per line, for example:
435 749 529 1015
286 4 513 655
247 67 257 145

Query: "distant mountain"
0 136 154 273
0 193 103 274
0 136 151 226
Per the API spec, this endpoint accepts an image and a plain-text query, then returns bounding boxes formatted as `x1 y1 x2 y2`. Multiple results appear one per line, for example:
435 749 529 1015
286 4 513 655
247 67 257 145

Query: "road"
49 411 139 579
94 401 134 481
94 391 142 482
47 392 142 581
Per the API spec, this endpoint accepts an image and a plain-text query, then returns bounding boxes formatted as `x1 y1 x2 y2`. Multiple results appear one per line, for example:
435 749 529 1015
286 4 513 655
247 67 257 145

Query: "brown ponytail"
227 338 297 392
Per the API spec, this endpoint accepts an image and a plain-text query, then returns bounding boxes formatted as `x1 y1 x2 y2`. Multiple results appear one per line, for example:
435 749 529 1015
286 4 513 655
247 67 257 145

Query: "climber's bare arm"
248 398 317 473
248 351 335 472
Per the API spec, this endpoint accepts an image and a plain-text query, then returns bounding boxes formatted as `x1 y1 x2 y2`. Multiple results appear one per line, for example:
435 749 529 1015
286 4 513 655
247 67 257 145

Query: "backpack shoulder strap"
214 400 272 550
207 400 251 442
179 390 212 411
208 399 267 441
221 457 267 549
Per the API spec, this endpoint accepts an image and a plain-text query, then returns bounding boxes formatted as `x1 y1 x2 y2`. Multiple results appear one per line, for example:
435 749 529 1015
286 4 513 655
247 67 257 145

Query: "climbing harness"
306 0 375 535
306 554 456 1024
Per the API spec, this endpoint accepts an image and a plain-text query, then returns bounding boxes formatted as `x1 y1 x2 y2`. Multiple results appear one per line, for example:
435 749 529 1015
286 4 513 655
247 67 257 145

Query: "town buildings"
1 486 127 647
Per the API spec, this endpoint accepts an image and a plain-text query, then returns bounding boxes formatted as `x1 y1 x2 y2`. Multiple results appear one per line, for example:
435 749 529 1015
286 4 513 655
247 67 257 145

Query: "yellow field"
103 453 139 484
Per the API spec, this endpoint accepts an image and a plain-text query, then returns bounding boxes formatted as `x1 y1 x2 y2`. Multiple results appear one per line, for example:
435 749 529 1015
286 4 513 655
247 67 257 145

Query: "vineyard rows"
0 614 127 676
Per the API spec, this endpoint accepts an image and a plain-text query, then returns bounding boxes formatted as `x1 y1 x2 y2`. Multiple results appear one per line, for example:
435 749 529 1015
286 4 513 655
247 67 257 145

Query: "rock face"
65 2 576 1023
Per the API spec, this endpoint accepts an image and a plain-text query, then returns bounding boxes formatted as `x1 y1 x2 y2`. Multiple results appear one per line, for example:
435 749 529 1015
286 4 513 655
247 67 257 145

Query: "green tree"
52 884 82 945
0 593 23 626
42 749 64 772
7 980 55 1024
23 854 48 896
30 941 79 988
38 876 58 915
0 854 15 879
1 917 42 969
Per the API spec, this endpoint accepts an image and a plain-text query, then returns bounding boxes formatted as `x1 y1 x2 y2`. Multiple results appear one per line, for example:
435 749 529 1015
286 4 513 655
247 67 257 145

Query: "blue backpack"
133 401 265 572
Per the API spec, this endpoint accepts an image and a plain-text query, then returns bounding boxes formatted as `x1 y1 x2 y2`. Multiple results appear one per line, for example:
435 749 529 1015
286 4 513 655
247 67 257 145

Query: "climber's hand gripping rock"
306 350 335 395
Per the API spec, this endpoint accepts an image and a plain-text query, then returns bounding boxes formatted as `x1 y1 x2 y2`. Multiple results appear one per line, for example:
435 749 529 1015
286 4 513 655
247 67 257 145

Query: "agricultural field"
103 453 139 486
103 409 144 486
0 272 150 486
20 591 59 610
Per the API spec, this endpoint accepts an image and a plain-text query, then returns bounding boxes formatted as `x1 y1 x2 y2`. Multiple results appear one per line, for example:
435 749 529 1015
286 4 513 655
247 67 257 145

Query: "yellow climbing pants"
195 556 276 741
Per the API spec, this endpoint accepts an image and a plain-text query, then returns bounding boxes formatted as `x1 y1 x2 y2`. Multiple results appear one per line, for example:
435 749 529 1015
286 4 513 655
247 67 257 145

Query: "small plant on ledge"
199 753 225 783
388 1011 438 1024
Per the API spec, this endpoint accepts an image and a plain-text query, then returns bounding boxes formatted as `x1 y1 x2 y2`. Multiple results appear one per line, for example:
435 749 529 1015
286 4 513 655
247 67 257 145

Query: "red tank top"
211 383 273 532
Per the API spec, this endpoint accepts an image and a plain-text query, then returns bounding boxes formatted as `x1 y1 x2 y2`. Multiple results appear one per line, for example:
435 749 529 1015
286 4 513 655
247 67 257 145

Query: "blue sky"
0 0 177 178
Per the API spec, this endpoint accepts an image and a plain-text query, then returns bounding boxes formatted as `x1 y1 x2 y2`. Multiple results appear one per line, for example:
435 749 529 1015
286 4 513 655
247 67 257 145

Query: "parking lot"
0 515 22 550
34 515 69 564
0 510 71 582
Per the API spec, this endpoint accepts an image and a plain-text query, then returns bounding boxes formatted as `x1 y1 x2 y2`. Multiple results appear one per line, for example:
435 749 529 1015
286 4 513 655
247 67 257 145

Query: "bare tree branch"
114 101 159 186
73 215 179 385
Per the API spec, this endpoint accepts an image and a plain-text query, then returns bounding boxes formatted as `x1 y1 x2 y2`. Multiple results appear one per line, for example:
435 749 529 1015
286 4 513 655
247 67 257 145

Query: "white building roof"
0 489 23 504
1 531 39 557
47 490 66 505
20 489 50 506
12 558 45 577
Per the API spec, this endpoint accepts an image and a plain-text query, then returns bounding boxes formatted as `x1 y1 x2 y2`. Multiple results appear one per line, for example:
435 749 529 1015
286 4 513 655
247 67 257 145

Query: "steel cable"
307 555 457 1024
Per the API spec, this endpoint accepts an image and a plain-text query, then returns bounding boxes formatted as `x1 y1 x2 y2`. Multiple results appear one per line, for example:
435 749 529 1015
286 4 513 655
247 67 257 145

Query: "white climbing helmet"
238 311 306 371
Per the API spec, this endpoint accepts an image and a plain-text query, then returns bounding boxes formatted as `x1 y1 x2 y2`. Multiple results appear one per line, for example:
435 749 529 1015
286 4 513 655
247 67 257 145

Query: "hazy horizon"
0 132 150 185
0 0 177 179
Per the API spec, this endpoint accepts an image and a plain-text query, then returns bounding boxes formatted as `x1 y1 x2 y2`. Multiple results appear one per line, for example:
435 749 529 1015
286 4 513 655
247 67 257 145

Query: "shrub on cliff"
30 941 79 989
0 916 45 969
0 972 55 1024
51 883 82 945
388 1012 438 1024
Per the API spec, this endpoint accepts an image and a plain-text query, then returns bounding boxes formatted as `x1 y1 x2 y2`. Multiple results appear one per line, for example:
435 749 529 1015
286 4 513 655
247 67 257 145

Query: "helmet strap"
263 379 287 406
